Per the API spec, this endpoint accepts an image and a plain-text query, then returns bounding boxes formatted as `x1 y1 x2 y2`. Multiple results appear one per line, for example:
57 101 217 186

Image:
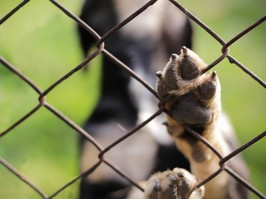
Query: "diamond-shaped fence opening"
0 0 265 199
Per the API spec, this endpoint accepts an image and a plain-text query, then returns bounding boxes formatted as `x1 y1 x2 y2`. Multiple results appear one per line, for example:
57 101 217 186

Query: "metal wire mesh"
0 0 265 198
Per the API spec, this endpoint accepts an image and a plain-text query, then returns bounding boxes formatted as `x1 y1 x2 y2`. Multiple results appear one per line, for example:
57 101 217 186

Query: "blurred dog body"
77 1 248 199
78 1 192 198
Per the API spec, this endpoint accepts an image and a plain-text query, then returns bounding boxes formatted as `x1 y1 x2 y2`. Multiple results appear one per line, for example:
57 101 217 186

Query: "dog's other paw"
144 168 204 199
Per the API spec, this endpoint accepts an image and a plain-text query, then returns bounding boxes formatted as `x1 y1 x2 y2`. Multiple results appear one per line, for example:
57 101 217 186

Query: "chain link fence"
0 0 265 198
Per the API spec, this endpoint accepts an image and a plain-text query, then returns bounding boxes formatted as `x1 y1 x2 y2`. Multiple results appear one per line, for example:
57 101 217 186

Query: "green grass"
0 1 99 198
0 0 265 198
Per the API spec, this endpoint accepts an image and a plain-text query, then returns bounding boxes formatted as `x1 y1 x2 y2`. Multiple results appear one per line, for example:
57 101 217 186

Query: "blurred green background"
0 0 265 198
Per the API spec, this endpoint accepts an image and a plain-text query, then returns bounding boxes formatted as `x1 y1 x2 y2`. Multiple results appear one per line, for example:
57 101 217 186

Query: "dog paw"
144 168 204 199
156 47 220 127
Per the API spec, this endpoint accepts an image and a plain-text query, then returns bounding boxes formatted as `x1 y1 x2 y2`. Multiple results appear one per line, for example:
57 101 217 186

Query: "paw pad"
156 47 220 126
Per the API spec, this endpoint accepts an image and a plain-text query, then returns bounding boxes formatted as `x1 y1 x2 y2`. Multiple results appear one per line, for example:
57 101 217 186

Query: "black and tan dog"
77 1 248 198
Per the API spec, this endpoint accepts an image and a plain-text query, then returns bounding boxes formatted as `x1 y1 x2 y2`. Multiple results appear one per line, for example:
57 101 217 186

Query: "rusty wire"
0 0 265 198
